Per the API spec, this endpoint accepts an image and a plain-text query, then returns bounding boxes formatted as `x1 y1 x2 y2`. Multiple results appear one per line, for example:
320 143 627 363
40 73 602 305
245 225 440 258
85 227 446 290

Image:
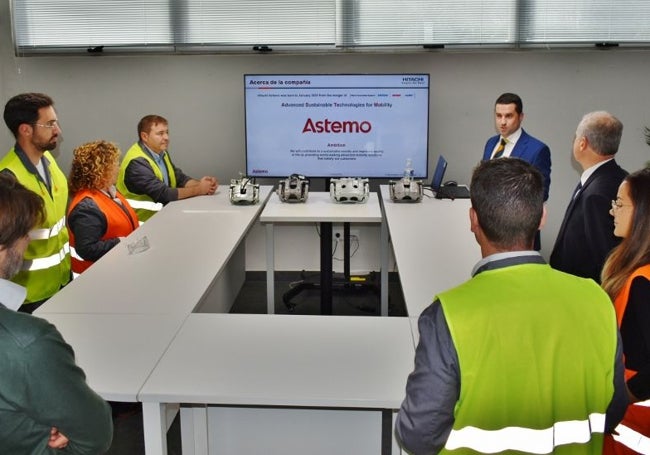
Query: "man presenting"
0 93 71 312
483 93 551 201
396 158 626 454
118 114 218 222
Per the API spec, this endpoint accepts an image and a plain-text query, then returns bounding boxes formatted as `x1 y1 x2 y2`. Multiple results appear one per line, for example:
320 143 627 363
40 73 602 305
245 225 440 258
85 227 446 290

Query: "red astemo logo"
302 118 372 133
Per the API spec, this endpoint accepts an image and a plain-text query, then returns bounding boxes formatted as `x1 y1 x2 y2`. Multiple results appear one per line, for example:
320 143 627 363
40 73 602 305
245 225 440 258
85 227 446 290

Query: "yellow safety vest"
438 263 617 454
0 147 71 304
117 142 177 222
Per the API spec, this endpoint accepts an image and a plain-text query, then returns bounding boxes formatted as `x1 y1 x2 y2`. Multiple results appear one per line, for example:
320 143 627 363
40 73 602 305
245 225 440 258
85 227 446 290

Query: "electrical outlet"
333 229 361 243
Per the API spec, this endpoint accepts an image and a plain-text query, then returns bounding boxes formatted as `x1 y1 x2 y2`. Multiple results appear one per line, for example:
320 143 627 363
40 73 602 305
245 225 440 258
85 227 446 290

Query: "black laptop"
430 156 470 199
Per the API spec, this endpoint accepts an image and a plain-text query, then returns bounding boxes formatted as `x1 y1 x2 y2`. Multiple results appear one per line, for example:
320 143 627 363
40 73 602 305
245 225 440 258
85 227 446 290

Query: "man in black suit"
550 111 628 283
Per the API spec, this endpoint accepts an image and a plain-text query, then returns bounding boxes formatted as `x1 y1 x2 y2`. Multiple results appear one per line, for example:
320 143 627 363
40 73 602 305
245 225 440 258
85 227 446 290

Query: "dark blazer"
550 159 628 283
483 129 551 201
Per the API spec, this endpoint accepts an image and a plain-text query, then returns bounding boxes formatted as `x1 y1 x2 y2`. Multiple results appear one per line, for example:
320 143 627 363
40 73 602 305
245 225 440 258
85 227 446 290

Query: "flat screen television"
244 74 430 179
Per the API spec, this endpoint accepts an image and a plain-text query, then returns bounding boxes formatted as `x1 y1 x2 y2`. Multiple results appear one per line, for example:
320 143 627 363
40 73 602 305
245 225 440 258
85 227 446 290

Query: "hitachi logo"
302 118 372 134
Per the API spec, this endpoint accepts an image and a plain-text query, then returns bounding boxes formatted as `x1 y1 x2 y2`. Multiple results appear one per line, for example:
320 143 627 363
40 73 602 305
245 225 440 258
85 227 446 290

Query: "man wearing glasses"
550 111 628 283
0 93 70 312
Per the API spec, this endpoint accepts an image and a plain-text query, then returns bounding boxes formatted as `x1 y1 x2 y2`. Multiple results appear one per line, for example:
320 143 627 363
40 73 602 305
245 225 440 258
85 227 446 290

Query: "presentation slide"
244 74 429 178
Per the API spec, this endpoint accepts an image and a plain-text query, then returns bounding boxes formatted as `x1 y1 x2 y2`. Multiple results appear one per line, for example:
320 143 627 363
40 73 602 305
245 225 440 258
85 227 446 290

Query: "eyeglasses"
32 120 60 129
611 199 632 210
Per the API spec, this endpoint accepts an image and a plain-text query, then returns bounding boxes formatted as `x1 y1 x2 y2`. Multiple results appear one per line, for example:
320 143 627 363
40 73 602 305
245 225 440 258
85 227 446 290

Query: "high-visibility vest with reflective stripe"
67 188 139 276
0 148 71 303
613 264 650 336
607 265 650 454
117 142 176 223
611 409 650 454
438 263 618 454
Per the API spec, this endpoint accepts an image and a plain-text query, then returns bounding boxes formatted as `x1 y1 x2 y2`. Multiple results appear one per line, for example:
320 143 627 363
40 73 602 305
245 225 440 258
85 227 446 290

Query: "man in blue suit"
483 93 551 202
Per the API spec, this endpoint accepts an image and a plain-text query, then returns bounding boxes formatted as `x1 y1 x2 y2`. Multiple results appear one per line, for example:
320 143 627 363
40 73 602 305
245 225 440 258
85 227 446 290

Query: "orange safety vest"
604 264 650 455
67 189 138 275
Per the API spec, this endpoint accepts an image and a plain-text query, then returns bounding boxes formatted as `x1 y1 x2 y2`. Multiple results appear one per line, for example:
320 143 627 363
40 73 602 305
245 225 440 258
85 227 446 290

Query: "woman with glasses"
602 167 650 454
67 140 138 277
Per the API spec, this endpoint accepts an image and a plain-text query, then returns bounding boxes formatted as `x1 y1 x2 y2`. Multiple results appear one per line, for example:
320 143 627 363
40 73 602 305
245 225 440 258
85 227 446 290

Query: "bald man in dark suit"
550 111 628 283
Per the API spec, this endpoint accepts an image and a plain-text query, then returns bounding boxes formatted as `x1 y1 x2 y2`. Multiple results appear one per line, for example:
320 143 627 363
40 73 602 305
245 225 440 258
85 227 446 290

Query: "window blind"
176 1 335 46
339 0 517 47
10 0 650 54
520 0 650 43
12 0 173 49
11 0 335 53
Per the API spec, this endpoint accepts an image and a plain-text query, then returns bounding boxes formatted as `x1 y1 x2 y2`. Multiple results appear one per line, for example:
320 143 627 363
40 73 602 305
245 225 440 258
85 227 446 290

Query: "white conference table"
380 185 480 317
33 187 273 452
260 191 389 315
138 313 415 455
38 313 184 402
36 187 273 316
30 185 431 455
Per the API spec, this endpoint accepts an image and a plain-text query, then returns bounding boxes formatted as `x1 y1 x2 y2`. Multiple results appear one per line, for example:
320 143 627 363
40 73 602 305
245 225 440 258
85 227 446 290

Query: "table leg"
380 409 391 455
321 222 333 315
344 222 351 280
181 405 209 455
380 217 389 316
391 410 401 454
265 223 275 314
143 402 168 455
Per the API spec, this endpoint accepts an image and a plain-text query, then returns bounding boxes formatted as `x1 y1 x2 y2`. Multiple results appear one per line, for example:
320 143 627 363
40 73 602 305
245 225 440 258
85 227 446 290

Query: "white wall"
2 2 649 271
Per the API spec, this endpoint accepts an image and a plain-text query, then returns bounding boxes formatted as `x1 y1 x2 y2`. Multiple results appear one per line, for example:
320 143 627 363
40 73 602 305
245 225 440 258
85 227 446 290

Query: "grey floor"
232 270 407 316
105 271 406 454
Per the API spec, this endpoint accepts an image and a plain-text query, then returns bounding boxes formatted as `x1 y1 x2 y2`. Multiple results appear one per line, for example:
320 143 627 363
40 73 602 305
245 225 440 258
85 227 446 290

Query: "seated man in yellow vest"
0 93 71 313
395 158 627 454
117 114 218 222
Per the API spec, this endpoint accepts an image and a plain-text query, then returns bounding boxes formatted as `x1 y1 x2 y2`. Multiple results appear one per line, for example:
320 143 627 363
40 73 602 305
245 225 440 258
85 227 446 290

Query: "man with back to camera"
117 114 219 222
0 93 71 313
550 111 628 283
395 158 627 454
0 174 113 454
483 93 551 249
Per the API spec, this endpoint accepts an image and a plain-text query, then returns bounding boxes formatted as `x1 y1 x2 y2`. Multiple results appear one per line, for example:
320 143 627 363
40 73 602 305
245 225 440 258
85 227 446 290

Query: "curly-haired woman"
67 140 138 277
